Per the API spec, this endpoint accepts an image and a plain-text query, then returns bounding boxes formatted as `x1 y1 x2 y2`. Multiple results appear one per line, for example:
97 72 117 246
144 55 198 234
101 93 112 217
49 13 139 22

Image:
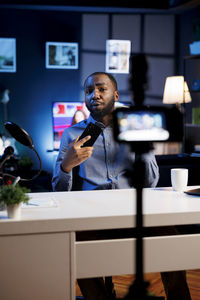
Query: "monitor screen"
116 110 169 142
113 106 183 143
52 101 88 150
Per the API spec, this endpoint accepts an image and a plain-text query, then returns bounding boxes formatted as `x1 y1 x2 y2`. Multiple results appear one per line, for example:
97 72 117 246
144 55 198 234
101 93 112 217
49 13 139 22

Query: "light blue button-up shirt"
52 115 159 191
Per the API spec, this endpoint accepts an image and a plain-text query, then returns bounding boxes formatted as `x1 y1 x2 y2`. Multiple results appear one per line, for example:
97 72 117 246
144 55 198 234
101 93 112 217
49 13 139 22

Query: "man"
52 72 158 192
52 72 190 300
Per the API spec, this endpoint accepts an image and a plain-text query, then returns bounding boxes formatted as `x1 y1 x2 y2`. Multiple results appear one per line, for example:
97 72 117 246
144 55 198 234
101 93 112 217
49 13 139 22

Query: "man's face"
84 74 119 119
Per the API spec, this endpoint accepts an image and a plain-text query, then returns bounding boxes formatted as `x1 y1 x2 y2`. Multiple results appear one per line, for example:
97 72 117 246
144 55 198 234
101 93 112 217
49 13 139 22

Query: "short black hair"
84 72 118 90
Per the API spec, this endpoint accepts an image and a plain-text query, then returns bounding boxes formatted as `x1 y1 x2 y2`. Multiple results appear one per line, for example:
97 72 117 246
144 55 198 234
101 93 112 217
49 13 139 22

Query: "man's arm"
140 151 159 188
52 130 93 191
61 135 93 173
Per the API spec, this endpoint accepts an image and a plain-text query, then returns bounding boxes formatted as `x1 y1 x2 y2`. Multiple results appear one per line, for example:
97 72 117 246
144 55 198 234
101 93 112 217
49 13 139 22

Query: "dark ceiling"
0 0 168 8
0 0 199 9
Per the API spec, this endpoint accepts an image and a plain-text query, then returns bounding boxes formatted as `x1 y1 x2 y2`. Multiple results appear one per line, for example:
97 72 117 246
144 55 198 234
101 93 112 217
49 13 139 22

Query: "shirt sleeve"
140 151 159 188
52 130 73 191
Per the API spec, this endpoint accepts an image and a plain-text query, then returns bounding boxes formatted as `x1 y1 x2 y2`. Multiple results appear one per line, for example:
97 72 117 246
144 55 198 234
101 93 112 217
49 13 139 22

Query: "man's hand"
61 136 94 173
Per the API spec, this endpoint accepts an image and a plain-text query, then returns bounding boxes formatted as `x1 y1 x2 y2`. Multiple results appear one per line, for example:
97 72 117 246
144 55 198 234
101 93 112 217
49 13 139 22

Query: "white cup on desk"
171 168 188 192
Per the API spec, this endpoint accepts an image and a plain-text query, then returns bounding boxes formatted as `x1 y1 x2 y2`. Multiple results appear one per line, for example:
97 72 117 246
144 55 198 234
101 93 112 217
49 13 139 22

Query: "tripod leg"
161 271 191 300
105 276 116 299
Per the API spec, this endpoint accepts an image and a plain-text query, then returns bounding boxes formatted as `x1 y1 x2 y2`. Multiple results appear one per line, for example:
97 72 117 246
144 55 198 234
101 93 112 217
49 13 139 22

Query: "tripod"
121 143 164 300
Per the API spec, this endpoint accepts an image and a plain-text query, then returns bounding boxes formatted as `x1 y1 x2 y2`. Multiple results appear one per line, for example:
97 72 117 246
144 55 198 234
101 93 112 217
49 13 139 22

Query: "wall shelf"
184 54 200 60
183 54 200 153
185 123 200 127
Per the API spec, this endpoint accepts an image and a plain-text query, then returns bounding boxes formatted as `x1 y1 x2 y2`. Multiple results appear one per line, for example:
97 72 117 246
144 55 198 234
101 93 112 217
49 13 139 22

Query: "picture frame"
106 39 131 74
46 42 78 69
0 38 16 73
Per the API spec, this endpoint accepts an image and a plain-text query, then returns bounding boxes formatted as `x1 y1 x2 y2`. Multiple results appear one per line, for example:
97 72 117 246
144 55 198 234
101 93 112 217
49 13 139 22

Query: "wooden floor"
76 270 200 299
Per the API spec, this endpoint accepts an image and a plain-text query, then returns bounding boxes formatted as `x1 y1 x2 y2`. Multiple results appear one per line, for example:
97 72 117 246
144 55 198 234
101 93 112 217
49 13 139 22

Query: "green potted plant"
0 183 30 219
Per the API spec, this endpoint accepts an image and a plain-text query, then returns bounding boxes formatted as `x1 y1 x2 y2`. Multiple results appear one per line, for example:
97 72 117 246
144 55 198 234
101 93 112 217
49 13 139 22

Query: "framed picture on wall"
0 38 16 73
46 42 78 69
106 39 131 74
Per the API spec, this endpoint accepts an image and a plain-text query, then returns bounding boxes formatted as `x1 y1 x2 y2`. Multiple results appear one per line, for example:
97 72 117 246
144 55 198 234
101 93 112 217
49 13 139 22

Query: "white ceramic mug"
171 168 188 192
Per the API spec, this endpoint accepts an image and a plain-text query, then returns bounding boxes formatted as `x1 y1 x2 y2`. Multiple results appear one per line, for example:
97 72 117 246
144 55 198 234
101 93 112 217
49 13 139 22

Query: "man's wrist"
60 163 71 173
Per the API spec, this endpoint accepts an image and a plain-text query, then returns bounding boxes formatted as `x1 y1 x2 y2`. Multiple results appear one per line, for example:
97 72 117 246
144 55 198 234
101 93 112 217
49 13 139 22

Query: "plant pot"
7 203 21 219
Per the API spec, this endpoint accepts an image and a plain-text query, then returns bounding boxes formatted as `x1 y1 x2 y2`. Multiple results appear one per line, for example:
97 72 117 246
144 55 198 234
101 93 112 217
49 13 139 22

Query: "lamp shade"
163 76 191 104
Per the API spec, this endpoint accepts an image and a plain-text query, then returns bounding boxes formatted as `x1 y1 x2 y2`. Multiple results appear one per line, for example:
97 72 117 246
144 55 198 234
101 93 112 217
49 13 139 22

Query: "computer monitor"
52 101 128 150
52 101 87 150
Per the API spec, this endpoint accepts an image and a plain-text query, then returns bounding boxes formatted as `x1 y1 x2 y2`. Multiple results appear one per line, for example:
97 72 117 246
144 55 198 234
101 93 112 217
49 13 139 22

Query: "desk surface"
0 187 200 235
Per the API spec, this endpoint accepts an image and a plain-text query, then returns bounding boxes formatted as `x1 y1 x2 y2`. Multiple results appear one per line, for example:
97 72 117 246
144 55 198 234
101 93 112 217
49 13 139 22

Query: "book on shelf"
192 107 200 124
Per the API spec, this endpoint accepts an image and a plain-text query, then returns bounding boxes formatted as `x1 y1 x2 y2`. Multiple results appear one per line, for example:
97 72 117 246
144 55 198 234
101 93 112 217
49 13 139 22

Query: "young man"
52 72 159 192
52 72 190 300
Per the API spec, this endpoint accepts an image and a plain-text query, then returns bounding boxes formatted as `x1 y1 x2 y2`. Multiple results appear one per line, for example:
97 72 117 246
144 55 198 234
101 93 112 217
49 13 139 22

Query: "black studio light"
1 121 42 182
5 121 34 149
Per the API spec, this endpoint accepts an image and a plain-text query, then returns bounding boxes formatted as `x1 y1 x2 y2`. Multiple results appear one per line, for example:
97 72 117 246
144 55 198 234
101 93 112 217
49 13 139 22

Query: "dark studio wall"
1 5 200 180
0 7 81 174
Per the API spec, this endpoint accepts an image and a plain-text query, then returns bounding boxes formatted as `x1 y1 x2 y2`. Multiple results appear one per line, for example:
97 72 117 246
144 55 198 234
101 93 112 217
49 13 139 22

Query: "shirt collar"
87 115 105 129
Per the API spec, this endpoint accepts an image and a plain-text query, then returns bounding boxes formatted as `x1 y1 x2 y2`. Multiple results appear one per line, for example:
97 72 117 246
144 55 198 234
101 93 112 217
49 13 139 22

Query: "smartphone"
78 122 102 147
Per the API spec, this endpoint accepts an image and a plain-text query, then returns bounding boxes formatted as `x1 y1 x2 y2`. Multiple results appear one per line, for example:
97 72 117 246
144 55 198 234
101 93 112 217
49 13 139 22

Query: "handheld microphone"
0 146 14 169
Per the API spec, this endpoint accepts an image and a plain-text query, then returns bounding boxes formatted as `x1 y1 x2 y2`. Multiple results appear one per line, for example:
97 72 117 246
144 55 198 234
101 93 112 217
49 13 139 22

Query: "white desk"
0 188 200 300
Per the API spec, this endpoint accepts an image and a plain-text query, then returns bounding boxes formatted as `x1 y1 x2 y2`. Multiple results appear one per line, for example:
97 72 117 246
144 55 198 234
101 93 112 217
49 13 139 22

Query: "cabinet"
183 54 200 153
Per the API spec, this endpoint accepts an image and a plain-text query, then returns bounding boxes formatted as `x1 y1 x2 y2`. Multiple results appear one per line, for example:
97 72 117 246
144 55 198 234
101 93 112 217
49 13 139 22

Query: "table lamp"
163 76 191 154
163 76 191 107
